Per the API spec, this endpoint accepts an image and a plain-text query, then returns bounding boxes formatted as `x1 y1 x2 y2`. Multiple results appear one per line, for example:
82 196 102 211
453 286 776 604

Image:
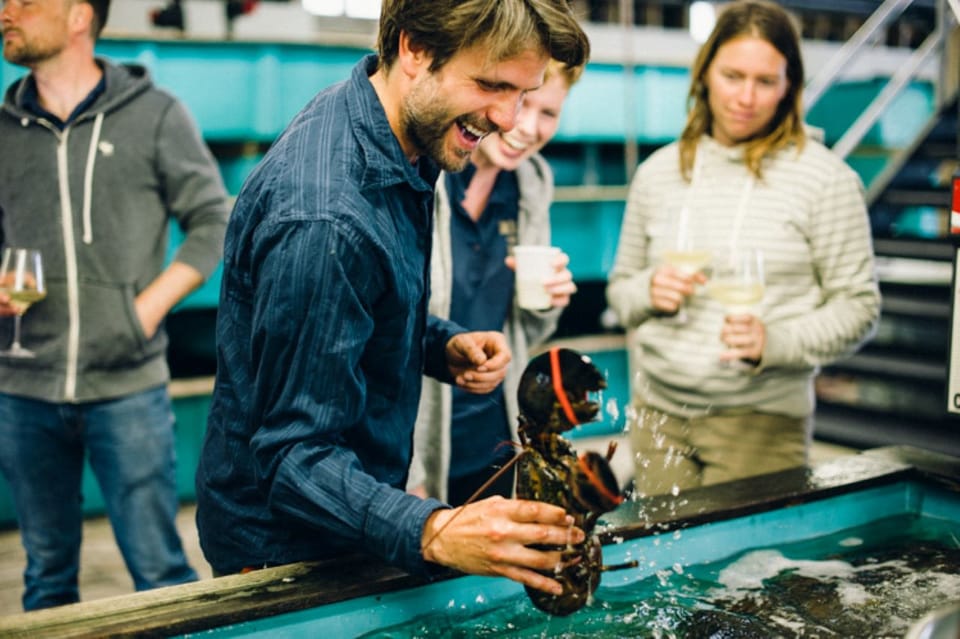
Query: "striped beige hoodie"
606 134 880 419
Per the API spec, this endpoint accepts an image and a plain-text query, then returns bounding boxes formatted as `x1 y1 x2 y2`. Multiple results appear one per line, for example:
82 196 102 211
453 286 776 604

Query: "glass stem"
10 314 23 349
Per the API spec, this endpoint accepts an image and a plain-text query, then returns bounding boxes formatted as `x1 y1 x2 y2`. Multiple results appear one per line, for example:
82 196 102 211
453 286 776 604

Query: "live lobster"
513 346 633 616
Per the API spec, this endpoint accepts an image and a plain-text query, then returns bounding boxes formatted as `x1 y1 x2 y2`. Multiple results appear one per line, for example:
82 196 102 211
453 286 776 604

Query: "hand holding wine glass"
655 207 711 323
707 248 765 367
0 248 46 359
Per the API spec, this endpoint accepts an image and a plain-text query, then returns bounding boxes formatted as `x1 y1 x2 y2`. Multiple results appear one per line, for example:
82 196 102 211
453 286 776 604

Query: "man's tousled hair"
376 0 589 75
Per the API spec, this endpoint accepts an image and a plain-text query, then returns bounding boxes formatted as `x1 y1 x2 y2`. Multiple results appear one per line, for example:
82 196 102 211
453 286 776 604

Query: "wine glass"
707 248 765 315
660 207 711 323
0 248 46 359
707 248 765 369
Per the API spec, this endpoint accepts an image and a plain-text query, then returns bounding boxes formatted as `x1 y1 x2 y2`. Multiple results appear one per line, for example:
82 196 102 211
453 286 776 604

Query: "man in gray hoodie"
0 0 228 610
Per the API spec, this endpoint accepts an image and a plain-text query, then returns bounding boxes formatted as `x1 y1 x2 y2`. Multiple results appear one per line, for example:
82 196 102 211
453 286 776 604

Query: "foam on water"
838 535 864 547
715 548 856 591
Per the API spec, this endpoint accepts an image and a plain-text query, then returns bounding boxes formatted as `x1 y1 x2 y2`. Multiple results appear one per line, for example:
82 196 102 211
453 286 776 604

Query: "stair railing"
804 0 913 111
804 0 960 205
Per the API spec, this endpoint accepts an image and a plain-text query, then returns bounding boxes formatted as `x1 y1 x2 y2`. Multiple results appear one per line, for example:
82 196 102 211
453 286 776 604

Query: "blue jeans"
0 387 198 610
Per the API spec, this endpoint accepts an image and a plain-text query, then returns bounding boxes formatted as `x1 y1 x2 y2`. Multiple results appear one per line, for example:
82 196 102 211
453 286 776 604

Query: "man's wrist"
420 507 452 564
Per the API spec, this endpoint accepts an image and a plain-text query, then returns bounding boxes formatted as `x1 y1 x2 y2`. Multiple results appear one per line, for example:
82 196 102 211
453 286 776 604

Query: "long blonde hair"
679 0 806 180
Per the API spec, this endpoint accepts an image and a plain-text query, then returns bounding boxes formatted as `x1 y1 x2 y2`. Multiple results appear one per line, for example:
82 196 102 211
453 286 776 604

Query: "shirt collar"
447 164 516 212
348 54 440 195
22 65 106 130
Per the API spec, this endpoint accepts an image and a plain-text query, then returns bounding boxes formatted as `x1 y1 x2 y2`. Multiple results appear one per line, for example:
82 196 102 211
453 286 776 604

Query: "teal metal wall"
1 37 934 189
552 200 625 282
2 37 931 290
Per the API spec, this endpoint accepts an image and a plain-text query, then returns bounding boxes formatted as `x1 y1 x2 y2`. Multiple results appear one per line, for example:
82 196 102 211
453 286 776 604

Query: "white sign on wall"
948 247 960 414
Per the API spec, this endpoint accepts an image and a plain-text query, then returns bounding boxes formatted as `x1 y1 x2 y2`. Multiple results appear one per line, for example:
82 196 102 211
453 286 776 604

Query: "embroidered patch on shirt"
499 219 518 252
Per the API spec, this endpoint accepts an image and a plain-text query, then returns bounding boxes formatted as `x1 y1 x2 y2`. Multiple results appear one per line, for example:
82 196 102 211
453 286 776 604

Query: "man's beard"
401 80 493 173
402 106 468 172
3 35 62 67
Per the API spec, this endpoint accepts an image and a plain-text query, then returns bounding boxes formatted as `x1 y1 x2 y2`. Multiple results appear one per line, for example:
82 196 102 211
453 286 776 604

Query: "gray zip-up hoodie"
0 60 229 402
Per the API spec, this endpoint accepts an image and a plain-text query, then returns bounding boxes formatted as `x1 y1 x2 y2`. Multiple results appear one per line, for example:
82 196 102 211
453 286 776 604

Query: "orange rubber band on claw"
549 347 580 426
577 454 624 506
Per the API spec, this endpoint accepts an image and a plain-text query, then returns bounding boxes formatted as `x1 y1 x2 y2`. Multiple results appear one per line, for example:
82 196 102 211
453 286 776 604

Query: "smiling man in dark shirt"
196 0 590 597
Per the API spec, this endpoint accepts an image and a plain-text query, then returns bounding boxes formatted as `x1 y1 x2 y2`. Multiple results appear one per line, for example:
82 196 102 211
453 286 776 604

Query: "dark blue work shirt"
195 55 463 577
445 168 518 477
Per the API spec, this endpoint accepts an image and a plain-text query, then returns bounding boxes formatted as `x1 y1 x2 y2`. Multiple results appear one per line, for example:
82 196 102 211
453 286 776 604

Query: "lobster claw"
572 451 624 514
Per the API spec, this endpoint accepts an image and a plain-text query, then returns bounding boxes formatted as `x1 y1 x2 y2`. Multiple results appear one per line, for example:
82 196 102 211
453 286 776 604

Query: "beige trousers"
630 405 810 497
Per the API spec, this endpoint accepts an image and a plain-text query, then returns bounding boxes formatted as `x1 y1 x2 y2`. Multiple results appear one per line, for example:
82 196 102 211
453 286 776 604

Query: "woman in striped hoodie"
606 0 880 497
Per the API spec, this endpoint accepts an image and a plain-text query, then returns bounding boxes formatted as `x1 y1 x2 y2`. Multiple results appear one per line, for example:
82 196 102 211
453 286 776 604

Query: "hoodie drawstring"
81 112 104 244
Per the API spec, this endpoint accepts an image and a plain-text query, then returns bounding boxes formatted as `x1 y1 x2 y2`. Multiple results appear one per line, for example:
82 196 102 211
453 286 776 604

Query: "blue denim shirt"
195 55 462 576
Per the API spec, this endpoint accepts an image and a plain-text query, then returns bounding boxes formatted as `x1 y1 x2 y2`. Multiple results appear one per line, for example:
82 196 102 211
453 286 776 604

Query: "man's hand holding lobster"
420 496 585 596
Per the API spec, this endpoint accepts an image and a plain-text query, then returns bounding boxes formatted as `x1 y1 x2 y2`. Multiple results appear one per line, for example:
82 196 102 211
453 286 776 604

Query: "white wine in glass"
661 248 713 276
707 248 764 370
707 280 765 314
661 207 710 323
0 248 46 359
707 248 765 315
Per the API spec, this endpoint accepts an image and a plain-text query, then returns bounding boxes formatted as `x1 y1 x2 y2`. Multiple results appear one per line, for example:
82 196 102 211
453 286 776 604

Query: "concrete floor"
0 503 211 616
0 440 857 617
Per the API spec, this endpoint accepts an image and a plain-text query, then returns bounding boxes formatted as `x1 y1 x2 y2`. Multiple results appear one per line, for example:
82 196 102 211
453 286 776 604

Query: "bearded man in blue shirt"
196 0 590 598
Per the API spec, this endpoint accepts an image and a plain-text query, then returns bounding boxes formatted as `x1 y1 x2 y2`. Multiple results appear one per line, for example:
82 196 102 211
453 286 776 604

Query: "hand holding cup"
509 245 575 310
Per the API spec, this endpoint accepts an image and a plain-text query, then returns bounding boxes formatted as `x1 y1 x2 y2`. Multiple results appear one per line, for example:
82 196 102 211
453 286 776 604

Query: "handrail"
803 0 959 197
804 0 913 111
832 27 945 159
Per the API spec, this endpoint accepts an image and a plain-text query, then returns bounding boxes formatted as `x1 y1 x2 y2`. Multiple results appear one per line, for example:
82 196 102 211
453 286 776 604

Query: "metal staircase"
804 0 959 201
810 0 960 455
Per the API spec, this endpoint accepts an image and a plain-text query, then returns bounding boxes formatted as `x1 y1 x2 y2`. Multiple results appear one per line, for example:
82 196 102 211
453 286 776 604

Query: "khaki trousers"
630 405 810 497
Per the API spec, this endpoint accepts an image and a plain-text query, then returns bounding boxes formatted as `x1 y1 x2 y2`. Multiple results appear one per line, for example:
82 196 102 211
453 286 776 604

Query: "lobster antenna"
421 451 525 554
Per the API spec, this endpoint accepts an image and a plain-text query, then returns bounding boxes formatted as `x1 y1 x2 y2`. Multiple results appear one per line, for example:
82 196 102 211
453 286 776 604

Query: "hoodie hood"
3 59 153 123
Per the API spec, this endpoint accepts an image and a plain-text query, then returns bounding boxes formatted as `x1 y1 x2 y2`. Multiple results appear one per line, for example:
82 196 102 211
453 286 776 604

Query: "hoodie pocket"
79 281 157 369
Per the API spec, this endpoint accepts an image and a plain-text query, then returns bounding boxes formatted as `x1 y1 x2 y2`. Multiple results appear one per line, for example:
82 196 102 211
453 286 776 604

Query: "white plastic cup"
514 245 560 310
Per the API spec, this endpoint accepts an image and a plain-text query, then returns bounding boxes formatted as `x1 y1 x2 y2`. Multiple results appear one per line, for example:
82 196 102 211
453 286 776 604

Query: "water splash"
603 395 620 426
